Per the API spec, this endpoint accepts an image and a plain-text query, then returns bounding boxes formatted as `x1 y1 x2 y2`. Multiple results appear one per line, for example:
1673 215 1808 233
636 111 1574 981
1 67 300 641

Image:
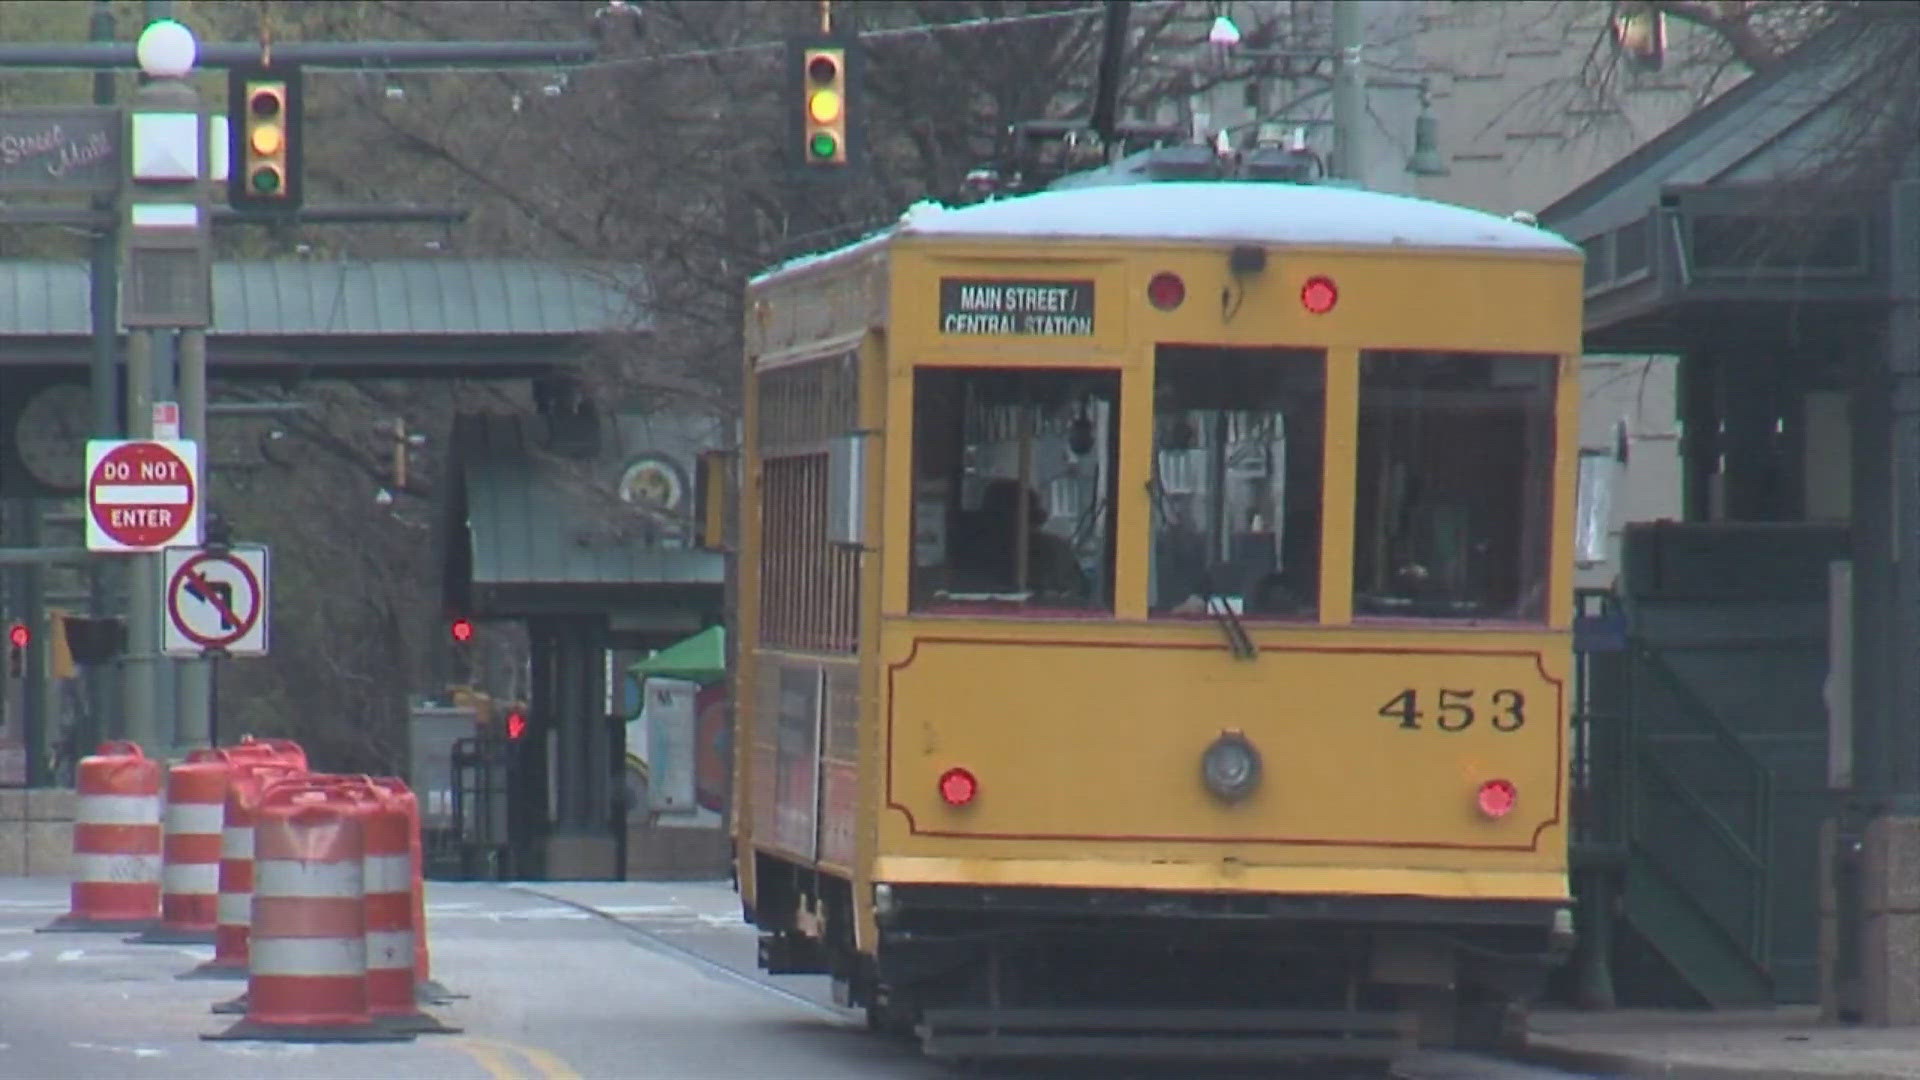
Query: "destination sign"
939 278 1095 337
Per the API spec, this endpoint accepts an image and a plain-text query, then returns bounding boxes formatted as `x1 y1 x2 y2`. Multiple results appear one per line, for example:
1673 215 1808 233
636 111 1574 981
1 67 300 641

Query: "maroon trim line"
884 635 1566 852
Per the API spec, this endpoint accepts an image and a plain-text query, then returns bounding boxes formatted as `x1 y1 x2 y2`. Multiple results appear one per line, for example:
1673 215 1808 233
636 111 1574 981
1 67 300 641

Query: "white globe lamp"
136 19 198 79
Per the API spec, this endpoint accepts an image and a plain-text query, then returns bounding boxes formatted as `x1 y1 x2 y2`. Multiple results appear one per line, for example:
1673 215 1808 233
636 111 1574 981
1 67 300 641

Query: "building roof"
447 413 722 595
1538 20 1867 240
0 258 647 338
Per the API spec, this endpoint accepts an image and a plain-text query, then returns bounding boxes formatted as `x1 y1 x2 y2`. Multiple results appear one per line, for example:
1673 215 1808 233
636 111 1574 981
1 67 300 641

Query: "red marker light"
6 623 27 649
505 711 527 740
450 618 474 643
1147 272 1186 311
1301 275 1338 314
938 767 978 807
1477 779 1517 819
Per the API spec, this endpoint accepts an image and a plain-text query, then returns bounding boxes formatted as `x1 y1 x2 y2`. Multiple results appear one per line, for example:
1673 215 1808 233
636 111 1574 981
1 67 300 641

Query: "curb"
1512 1038 1915 1080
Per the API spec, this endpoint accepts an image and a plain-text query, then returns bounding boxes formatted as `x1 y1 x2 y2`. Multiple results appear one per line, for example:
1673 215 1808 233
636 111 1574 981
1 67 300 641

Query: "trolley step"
916 1006 1416 1061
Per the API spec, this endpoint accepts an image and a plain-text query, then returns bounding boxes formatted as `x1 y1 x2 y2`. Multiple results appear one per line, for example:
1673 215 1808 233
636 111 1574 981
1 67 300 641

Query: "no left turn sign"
162 546 270 658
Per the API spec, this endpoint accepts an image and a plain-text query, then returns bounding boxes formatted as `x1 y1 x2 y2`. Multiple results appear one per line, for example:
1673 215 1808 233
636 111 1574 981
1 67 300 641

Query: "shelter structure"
1540 19 1919 1024
439 411 726 880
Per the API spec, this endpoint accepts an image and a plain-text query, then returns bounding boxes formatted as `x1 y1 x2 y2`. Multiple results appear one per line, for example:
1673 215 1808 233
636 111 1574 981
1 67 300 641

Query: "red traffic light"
7 623 27 650
450 618 474 643
505 711 527 740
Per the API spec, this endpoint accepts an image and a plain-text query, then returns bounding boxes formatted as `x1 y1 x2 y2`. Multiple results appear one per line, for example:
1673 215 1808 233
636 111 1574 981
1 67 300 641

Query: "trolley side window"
909 368 1120 614
1149 346 1326 621
1352 351 1558 622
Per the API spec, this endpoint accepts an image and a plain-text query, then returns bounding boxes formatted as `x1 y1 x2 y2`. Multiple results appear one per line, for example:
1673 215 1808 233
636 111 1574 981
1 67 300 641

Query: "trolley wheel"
1454 990 1526 1052
864 997 916 1041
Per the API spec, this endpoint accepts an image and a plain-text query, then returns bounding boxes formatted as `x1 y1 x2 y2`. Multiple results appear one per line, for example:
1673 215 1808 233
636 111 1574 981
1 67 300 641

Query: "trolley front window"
909 368 1120 614
1149 346 1325 620
1352 351 1557 622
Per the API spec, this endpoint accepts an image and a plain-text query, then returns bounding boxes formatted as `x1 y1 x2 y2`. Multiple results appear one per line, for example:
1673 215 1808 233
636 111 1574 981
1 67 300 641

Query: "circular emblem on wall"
618 455 686 510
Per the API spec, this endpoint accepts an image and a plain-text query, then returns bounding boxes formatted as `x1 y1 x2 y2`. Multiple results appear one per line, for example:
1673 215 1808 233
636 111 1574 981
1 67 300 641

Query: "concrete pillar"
1860 815 1920 1024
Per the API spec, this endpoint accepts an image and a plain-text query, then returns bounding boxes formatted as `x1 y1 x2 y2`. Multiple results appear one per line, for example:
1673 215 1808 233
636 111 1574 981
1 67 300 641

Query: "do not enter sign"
85 439 202 552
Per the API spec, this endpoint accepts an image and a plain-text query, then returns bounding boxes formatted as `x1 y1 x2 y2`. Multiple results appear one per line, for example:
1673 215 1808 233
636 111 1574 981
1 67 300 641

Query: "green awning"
628 626 727 684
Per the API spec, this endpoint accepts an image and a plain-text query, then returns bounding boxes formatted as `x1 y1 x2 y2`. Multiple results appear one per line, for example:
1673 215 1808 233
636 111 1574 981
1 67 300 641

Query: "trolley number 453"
1375 688 1526 733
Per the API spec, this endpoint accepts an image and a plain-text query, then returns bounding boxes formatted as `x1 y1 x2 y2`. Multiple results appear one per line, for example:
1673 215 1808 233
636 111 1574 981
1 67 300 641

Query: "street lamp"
121 16 216 757
135 18 196 79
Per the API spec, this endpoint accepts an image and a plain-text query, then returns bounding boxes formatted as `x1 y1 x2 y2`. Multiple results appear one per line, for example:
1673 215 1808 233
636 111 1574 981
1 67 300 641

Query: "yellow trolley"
730 177 1583 1059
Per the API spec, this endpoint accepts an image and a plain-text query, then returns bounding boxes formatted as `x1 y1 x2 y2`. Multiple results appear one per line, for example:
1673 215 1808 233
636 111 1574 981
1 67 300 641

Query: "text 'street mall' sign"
939 278 1095 337
0 107 120 193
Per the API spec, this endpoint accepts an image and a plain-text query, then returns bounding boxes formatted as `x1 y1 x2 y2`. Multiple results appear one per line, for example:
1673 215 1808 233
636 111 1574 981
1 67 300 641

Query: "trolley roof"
751 182 1579 285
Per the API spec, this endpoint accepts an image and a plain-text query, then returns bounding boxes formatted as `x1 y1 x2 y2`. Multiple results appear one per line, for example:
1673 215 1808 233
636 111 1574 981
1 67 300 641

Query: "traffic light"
505 709 528 741
61 615 127 667
450 617 475 645
791 39 856 171
7 622 26 679
228 64 303 211
1611 2 1666 71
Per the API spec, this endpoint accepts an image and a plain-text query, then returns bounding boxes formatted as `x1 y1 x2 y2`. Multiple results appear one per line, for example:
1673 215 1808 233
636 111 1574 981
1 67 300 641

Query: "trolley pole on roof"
1331 1 1366 183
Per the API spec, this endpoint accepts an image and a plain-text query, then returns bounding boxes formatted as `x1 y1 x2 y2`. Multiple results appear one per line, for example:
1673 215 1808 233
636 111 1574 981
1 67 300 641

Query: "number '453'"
1376 688 1526 732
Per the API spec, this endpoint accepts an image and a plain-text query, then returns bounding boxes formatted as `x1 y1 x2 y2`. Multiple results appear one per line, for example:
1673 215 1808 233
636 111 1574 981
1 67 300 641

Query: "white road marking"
1 949 31 963
210 1043 316 1058
70 1042 166 1058
56 949 85 962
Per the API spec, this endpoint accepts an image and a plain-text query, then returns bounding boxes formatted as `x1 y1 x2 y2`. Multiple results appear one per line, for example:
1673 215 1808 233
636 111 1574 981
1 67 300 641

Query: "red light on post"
450 618 474 644
505 711 527 740
938 767 978 807
7 623 27 650
1301 275 1338 314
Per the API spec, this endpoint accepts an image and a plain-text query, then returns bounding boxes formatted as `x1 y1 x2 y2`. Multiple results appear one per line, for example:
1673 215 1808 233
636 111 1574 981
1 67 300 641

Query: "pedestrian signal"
6 622 25 679
450 617 474 644
505 710 527 740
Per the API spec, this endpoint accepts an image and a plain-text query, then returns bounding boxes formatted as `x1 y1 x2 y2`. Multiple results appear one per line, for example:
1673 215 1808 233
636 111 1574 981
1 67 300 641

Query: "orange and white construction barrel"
202 782 409 1043
345 778 456 1034
370 776 456 1005
41 741 162 933
187 761 299 983
134 748 232 944
228 735 309 773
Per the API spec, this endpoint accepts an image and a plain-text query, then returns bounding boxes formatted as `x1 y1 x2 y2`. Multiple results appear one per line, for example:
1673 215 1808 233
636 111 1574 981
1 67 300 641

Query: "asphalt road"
0 875 1597 1079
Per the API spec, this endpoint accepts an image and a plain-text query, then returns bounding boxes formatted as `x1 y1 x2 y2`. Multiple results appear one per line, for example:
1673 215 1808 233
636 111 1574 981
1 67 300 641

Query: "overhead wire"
287 2 1184 75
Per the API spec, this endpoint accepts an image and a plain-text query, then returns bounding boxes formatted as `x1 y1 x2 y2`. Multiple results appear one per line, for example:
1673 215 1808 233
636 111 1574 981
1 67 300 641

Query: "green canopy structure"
627 625 727 685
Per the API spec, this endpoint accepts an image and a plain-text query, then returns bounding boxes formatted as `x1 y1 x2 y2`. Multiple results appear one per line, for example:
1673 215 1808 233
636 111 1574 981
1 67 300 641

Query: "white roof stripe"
752 181 1578 285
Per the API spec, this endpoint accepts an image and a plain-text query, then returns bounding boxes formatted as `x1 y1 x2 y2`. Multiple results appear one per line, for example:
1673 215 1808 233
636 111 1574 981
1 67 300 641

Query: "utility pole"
1332 0 1366 184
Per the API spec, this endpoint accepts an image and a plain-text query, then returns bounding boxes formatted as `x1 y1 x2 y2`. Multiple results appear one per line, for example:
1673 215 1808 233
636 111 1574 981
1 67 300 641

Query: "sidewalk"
1519 1006 1920 1080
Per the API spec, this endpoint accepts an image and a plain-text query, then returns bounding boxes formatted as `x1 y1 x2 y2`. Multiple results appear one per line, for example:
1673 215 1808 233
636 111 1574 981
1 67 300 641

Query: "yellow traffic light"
242 81 288 197
802 47 847 165
229 65 303 211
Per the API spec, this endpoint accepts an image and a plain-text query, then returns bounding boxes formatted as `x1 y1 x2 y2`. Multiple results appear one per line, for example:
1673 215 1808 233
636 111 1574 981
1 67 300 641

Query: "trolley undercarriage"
756 866 1573 1062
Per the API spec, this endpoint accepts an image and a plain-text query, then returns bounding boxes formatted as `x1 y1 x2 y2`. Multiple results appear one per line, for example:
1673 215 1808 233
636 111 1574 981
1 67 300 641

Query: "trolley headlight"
873 883 895 920
1200 731 1261 803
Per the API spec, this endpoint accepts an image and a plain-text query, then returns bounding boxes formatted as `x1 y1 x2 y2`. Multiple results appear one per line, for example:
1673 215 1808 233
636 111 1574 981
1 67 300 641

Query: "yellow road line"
518 1044 584 1080
451 1037 523 1080
454 1036 584 1080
